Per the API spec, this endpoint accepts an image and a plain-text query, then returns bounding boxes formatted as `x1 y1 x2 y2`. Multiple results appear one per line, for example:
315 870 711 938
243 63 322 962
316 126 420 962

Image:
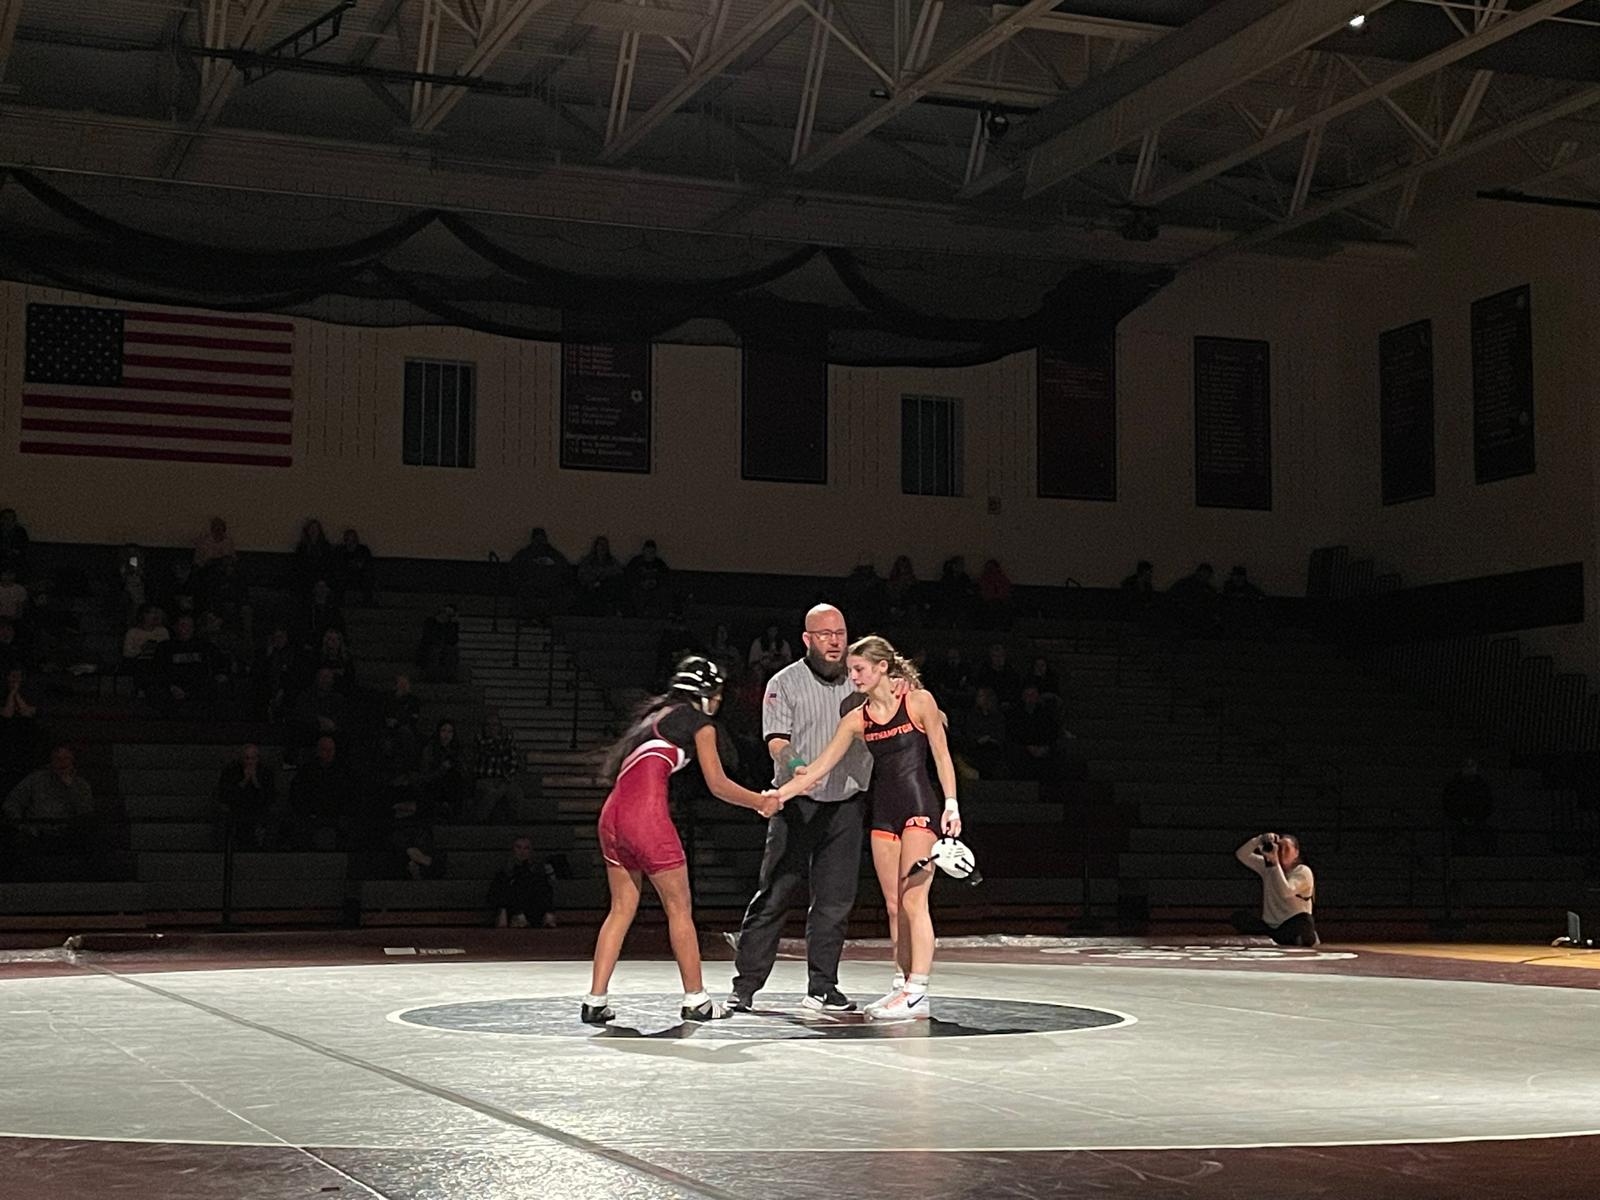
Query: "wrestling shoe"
864 988 930 1021
682 998 732 1021
725 992 755 1013
580 1002 615 1025
865 975 907 1012
801 988 857 1013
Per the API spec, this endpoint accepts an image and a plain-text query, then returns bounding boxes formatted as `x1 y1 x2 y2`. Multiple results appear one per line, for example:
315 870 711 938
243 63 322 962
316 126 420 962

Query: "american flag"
21 303 295 467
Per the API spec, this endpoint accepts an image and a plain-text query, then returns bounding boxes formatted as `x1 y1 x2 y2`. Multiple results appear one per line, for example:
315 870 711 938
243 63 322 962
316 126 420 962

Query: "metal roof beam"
597 0 800 163
411 0 555 133
1137 0 1584 208
791 0 1058 176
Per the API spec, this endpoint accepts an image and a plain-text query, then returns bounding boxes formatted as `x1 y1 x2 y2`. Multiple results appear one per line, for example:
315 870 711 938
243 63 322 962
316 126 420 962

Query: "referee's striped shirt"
762 658 873 802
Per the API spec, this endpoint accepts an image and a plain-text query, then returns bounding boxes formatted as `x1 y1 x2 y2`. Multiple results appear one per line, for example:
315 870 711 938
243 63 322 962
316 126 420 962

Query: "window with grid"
901 393 963 497
403 359 476 469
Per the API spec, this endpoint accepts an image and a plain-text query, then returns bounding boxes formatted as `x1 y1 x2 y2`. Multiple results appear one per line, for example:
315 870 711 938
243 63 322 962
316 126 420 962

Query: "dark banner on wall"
1037 341 1116 501
1471 284 1535 484
743 347 828 484
1378 319 1435 505
560 342 651 473
1193 336 1271 510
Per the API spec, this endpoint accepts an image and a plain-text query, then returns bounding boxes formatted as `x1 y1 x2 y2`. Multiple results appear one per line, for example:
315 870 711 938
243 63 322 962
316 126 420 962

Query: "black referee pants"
732 795 864 999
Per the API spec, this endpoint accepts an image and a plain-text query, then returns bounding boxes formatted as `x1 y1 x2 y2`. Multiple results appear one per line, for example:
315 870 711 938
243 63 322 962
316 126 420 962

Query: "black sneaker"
681 999 731 1021
580 1002 615 1025
801 988 856 1013
726 992 755 1013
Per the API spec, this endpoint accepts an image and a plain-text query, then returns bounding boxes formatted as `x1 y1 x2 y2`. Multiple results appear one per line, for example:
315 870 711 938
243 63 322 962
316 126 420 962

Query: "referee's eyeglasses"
806 628 846 641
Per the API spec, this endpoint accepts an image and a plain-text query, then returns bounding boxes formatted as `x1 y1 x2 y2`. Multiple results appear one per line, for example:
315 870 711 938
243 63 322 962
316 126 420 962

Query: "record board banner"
1471 284 1534 484
1193 336 1271 510
1378 319 1435 505
561 342 651 473
1037 341 1116 501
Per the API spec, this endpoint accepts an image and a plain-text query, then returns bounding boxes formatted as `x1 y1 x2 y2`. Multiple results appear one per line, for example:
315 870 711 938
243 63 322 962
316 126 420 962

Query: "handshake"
752 762 820 818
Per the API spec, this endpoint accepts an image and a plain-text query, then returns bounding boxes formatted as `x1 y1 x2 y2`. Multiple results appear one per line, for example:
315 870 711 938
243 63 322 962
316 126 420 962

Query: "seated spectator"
193 516 238 574
420 719 467 818
0 668 41 794
122 604 170 695
1223 564 1263 602
3 745 97 881
575 536 624 615
977 558 1013 629
0 619 26 675
371 769 444 879
936 556 978 628
705 623 742 678
297 578 345 651
313 627 358 696
152 614 224 715
286 735 350 849
0 567 26 622
958 687 1008 779
1221 564 1269 637
0 508 29 575
624 538 671 617
290 667 350 749
202 609 252 683
510 527 573 624
748 623 793 680
118 545 147 622
380 673 423 769
885 555 919 620
487 835 557 928
471 713 523 823
972 643 1021 708
336 528 375 607
257 625 298 720
1008 684 1062 782
1026 655 1062 701
292 518 336 600
163 559 199 620
417 605 460 682
217 743 279 850
925 646 973 703
1169 562 1221 636
1120 560 1155 601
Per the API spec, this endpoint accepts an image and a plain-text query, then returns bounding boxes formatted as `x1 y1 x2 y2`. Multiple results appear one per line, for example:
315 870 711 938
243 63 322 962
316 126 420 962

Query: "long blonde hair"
848 634 922 691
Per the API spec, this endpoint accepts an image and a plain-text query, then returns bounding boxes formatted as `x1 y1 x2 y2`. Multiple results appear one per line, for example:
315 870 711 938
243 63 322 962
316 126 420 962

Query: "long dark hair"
600 692 736 782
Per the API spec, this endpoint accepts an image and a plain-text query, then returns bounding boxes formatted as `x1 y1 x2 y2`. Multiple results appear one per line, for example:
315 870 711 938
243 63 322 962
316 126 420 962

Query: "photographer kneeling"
1233 831 1317 947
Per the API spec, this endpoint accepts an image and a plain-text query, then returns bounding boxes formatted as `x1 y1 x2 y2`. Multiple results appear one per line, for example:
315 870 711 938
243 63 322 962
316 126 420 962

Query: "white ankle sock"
891 971 906 989
583 993 608 1007
683 990 710 1007
907 973 929 994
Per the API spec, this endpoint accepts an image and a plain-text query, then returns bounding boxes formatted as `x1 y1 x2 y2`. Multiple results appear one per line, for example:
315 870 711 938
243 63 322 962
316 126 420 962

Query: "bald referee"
729 603 873 1012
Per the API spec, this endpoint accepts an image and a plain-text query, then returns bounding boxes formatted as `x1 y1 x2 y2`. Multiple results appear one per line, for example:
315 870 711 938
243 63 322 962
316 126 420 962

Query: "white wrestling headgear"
925 837 980 882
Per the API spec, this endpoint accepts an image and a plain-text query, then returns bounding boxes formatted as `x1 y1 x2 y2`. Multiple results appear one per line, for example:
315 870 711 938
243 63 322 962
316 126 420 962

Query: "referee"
729 603 872 1012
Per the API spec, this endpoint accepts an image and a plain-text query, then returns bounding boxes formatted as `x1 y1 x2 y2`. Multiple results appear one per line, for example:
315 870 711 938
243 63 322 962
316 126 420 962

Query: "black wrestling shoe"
580 1002 615 1025
725 992 755 1013
681 998 731 1021
801 988 856 1013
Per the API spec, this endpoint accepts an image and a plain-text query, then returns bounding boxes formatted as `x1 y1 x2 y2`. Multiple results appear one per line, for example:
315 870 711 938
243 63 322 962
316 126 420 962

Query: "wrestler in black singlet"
859 693 942 837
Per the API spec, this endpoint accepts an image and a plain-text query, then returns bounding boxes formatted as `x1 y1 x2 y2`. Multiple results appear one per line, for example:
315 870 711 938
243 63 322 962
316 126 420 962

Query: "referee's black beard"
805 647 847 682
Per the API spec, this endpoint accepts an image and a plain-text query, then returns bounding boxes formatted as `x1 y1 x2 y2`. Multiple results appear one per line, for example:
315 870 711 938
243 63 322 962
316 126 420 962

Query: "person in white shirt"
0 569 26 621
1234 831 1317 946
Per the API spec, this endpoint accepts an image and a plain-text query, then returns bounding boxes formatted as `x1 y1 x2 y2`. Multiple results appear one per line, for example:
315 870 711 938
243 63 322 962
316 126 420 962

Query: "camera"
1257 834 1278 855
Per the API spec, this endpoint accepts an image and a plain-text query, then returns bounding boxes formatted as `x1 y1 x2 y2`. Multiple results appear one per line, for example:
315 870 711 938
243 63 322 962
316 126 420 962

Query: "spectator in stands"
511 527 573 624
380 673 423 768
291 667 349 749
417 604 460 682
118 545 147 622
1221 564 1268 637
257 625 298 720
193 516 237 574
925 646 972 703
957 687 1008 779
22 577 89 676
122 604 170 695
575 536 625 615
1442 758 1496 855
0 509 28 575
420 718 467 818
0 668 41 794
0 567 26 622
0 620 26 675
885 555 919 621
297 578 345 651
313 627 357 696
936 556 978 628
217 743 279 851
152 614 224 715
1233 832 1317 946
375 769 443 880
705 623 742 679
624 538 672 618
2 745 96 880
972 643 1021 708
748 623 794 680
1120 560 1157 625
287 734 350 849
163 559 198 620
471 713 523 823
336 528 375 607
1027 655 1061 701
488 835 557 928
292 519 336 599
202 609 251 686
1169 563 1221 636
977 558 1014 629
1008 684 1061 782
